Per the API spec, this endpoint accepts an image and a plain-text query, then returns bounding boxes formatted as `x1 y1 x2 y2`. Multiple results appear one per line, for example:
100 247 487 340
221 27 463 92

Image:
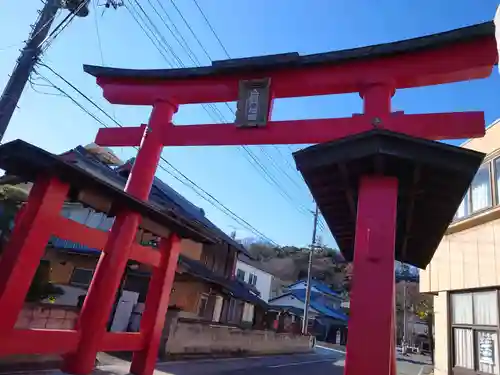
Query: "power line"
191 0 231 58
132 0 314 219
92 0 105 64
183 1 315 214
34 64 279 245
41 0 90 52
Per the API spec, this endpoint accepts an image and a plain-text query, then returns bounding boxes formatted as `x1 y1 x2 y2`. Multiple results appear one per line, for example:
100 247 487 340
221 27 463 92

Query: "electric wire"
40 0 90 52
34 64 279 245
130 0 313 217
185 0 313 209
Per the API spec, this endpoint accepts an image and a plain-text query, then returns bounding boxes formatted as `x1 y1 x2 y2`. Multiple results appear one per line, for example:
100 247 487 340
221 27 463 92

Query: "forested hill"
243 241 351 292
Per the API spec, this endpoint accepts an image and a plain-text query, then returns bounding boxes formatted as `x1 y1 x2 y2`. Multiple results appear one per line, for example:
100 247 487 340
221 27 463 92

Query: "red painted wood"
0 178 69 336
360 84 393 117
52 217 160 267
63 102 177 375
130 243 161 267
100 332 145 352
62 211 142 375
95 124 147 147
343 177 398 375
0 330 79 355
94 111 485 148
53 216 108 250
130 234 181 375
95 37 495 105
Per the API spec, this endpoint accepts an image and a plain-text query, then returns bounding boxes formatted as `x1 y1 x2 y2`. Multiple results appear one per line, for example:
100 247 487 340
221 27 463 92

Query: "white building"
235 254 281 302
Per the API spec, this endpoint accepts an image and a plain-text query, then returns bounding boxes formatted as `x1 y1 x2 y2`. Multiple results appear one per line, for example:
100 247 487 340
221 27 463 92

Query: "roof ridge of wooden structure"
83 21 494 80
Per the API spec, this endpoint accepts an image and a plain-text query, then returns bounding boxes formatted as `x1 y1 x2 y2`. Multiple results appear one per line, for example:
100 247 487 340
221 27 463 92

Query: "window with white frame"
470 165 492 213
456 191 470 220
495 158 500 204
451 290 499 374
249 273 257 286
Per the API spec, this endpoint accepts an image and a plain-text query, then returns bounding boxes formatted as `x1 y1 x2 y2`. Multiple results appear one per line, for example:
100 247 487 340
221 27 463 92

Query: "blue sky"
0 0 499 248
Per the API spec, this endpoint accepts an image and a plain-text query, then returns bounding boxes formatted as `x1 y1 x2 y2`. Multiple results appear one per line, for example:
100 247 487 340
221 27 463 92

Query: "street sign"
235 78 272 127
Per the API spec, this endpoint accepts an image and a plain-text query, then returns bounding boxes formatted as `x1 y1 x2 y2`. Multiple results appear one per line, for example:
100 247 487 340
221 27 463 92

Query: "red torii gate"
75 21 496 375
0 21 495 375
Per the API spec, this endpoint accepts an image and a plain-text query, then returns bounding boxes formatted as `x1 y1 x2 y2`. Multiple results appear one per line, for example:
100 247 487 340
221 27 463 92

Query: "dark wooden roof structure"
293 130 485 269
83 22 493 81
0 140 218 243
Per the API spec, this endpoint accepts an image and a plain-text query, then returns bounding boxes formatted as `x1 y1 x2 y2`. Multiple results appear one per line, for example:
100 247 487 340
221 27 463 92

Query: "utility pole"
302 205 319 335
401 263 409 355
0 0 89 143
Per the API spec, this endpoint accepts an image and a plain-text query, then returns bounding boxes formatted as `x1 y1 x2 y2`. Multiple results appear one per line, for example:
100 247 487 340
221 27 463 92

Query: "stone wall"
15 304 78 330
164 319 314 357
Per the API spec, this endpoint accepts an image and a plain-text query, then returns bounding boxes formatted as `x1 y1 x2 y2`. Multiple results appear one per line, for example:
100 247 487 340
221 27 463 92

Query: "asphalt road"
31 346 431 375
152 346 345 375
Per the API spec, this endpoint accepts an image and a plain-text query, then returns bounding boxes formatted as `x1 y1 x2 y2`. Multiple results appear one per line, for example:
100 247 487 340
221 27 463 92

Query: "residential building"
269 279 348 343
285 279 343 310
235 253 285 302
2 144 269 331
420 119 500 375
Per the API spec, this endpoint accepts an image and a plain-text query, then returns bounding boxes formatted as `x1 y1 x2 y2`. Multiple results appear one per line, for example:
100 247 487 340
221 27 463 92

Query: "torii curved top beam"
83 22 497 106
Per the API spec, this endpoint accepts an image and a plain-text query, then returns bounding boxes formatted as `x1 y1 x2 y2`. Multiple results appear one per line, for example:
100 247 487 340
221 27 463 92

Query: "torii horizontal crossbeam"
95 111 485 147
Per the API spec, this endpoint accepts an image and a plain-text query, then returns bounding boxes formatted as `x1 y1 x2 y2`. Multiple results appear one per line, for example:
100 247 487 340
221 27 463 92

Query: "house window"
198 294 209 318
470 165 492 213
236 269 245 282
495 158 500 204
69 268 94 287
451 290 499 374
456 191 470 220
249 274 258 286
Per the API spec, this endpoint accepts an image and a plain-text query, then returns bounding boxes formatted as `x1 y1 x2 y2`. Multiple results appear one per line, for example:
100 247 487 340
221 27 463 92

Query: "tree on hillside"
0 184 28 249
0 184 65 302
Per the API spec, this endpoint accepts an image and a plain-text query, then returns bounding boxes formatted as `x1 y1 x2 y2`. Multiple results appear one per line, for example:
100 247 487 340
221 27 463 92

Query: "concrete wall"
420 120 500 294
165 319 314 356
462 119 500 154
235 260 273 302
433 292 449 375
420 218 500 293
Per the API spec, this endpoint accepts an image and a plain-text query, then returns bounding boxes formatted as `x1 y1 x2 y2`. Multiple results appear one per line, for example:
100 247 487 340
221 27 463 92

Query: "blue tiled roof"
290 289 347 322
269 289 348 322
49 237 101 255
287 279 341 299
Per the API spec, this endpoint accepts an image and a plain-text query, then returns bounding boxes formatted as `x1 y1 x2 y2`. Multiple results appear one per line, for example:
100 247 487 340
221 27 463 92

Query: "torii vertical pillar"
343 176 398 375
63 102 178 375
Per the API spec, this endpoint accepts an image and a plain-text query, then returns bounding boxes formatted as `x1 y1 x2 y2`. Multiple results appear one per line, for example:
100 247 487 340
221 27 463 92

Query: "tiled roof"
64 146 248 254
179 255 268 308
51 240 267 308
287 279 341 298
270 289 348 322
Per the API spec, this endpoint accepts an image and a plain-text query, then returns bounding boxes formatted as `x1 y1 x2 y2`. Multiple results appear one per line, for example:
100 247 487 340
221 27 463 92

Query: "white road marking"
315 345 346 354
268 359 335 368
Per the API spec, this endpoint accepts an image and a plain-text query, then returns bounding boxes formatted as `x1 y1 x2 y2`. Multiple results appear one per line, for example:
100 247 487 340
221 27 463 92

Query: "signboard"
479 332 495 365
235 78 272 127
